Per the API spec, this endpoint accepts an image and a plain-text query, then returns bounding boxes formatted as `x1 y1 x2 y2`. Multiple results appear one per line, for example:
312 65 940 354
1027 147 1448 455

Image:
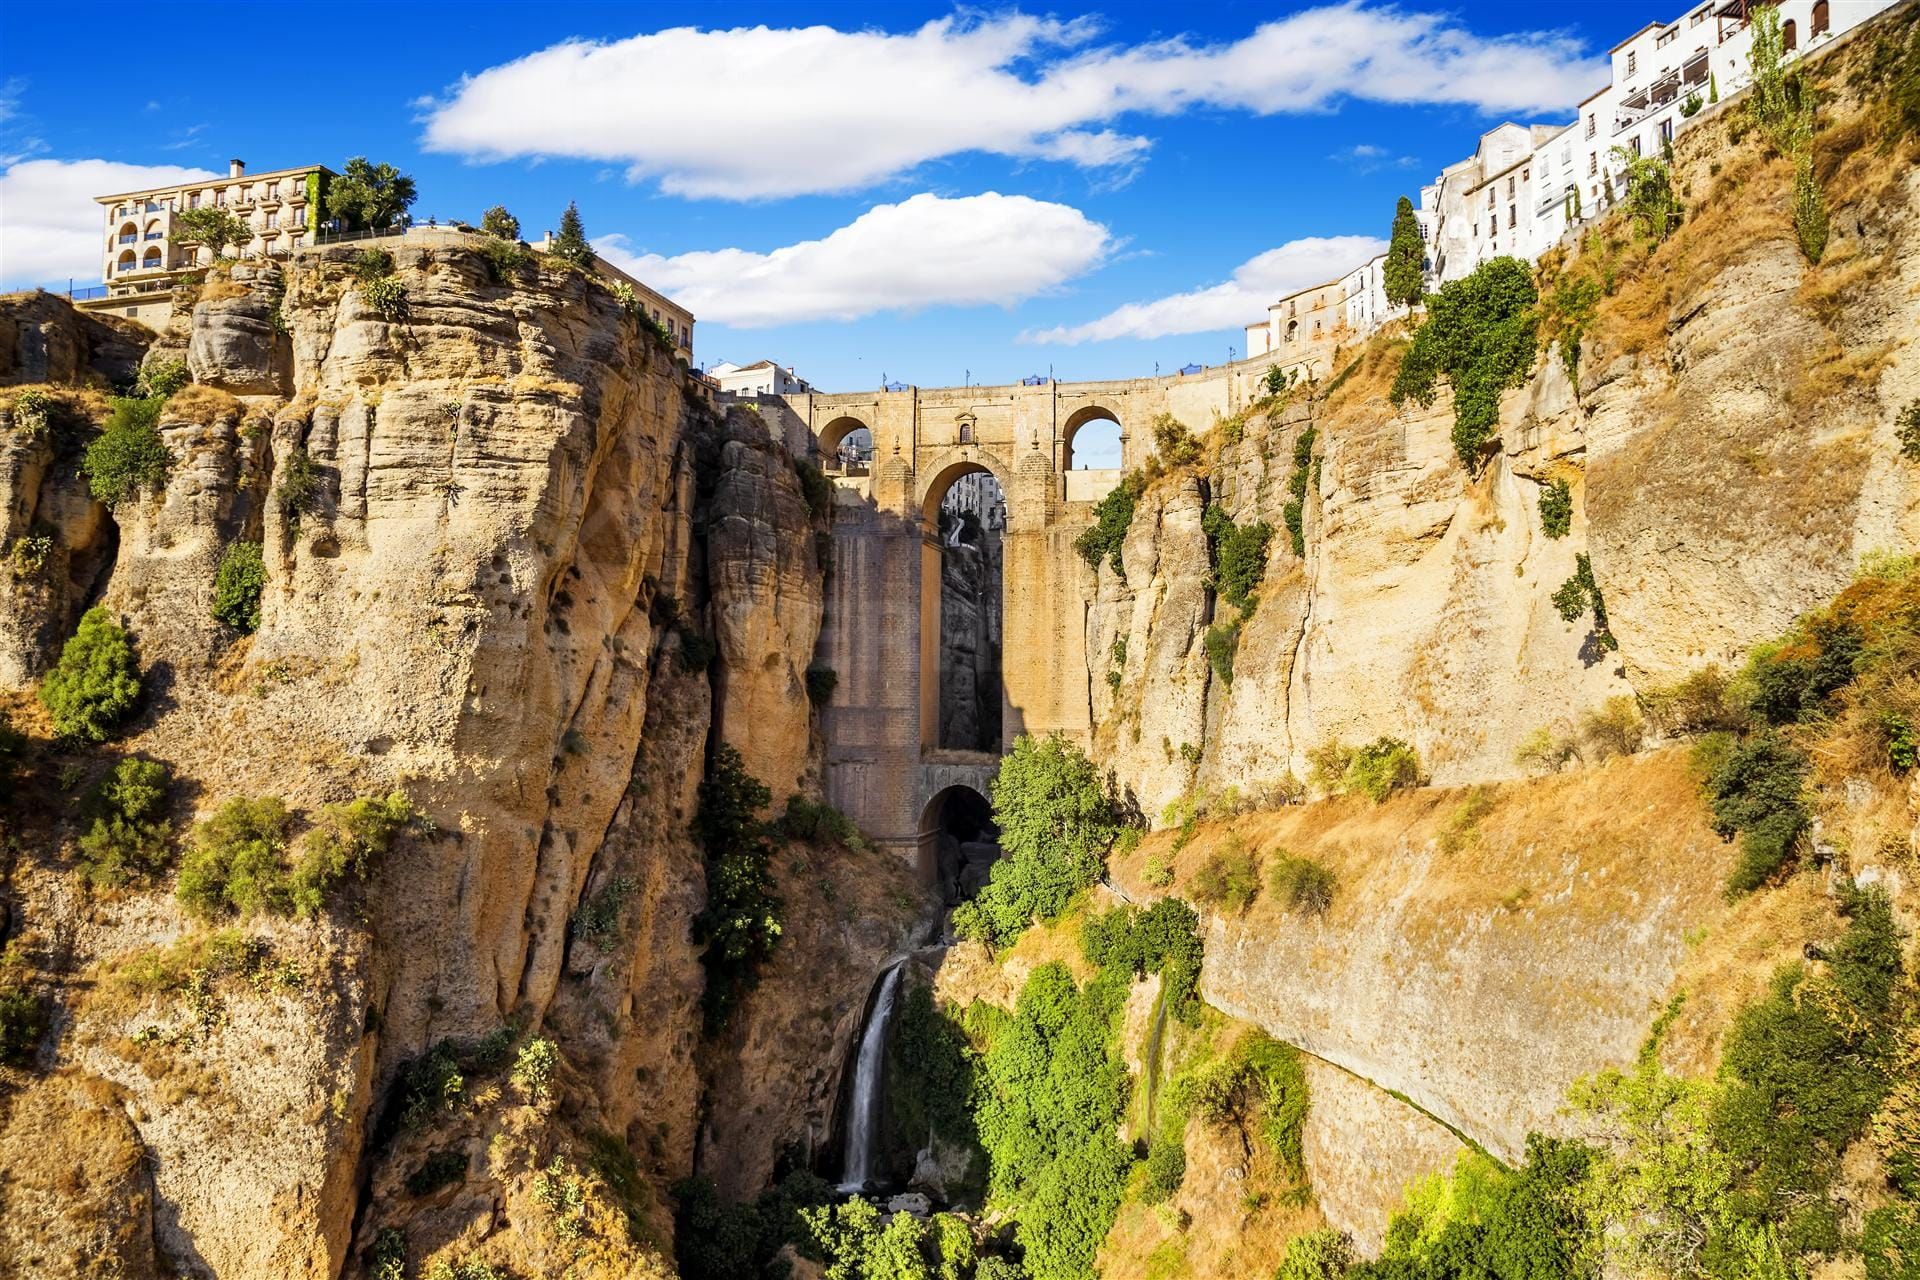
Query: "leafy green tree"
1073 472 1143 576
691 744 781 1031
1202 503 1274 612
480 205 521 240
38 607 143 742
1538 479 1573 539
1276 1227 1354 1280
170 207 250 260
77 757 173 886
1384 195 1426 309
84 396 171 507
212 540 267 633
1389 257 1539 470
1610 147 1680 243
176 795 294 917
953 735 1120 947
551 201 594 269
328 157 417 231
286 792 412 917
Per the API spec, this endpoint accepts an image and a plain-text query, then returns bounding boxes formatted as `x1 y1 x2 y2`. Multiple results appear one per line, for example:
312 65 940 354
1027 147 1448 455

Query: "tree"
551 201 594 269
328 157 417 231
1383 195 1426 308
1389 256 1539 470
480 205 521 240
38 607 143 742
170 207 250 260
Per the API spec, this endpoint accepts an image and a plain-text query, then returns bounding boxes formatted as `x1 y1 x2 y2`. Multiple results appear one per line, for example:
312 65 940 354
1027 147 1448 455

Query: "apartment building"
1244 277 1346 362
88 159 333 327
707 359 813 398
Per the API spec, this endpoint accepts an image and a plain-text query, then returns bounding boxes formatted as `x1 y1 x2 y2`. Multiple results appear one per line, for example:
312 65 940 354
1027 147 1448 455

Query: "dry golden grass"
164 383 242 426
199 278 251 303
0 381 110 423
1320 327 1411 432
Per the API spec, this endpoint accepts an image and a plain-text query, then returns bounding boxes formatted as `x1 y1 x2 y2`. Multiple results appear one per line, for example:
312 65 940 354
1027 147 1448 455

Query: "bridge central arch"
919 457 1009 756
1061 404 1124 472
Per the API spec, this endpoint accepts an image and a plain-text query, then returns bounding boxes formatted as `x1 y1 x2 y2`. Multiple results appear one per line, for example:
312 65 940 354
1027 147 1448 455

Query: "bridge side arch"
1061 403 1124 472
916 450 1015 527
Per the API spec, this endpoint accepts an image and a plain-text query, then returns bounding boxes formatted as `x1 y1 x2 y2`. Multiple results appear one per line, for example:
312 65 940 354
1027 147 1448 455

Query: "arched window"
1782 19 1797 51
116 221 139 247
141 247 163 269
1811 1 1830 36
116 249 136 274
959 422 973 443
1285 319 1299 343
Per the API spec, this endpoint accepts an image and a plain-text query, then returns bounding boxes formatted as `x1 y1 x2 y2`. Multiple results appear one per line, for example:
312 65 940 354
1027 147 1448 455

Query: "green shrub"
0 975 47 1066
1267 853 1336 916
137 359 190 399
1743 615 1863 724
1643 665 1747 736
1611 146 1681 243
1390 257 1539 470
1276 1228 1354 1280
1283 425 1318 556
477 236 530 283
1792 152 1830 264
359 274 408 321
176 796 293 918
1189 840 1259 915
286 792 412 917
1141 852 1173 888
793 457 832 519
350 248 394 283
1345 737 1420 801
76 756 173 887
84 396 171 507
1201 504 1273 611
1140 1135 1186 1204
676 626 717 674
38 607 142 742
1899 399 1920 461
211 540 267 632
888 982 982 1165
1864 1204 1920 1280
11 388 55 441
1075 473 1144 576
1150 414 1200 468
1552 553 1616 650
1080 898 1203 1022
1699 732 1809 896
805 664 837 706
424 1259 503 1280
512 1036 559 1100
367 1227 407 1280
572 874 637 945
1538 478 1573 538
405 1148 467 1196
775 795 865 849
1203 622 1237 687
691 744 780 1032
276 445 322 530
1173 1031 1308 1171
1580 695 1645 759
952 735 1120 948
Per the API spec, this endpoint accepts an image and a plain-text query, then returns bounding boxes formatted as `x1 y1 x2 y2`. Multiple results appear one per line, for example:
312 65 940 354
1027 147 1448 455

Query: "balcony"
144 232 164 241
117 234 137 246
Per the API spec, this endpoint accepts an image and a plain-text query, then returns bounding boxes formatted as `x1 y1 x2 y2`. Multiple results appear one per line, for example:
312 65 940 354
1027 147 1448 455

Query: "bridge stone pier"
752 357 1306 878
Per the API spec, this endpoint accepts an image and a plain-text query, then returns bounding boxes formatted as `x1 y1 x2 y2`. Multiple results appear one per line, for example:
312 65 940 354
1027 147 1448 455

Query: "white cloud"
0 158 219 288
1330 142 1419 172
1022 235 1384 345
595 192 1113 328
420 6 1603 199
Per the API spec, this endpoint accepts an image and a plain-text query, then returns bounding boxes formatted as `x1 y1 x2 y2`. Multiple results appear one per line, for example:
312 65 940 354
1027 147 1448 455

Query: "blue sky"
0 1 1621 393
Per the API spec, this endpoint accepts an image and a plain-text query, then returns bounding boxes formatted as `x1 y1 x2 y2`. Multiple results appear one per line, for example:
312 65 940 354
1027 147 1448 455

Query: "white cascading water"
839 963 905 1191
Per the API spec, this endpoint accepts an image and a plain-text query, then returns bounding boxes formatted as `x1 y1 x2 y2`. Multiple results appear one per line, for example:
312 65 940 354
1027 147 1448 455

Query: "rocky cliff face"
0 244 915 1278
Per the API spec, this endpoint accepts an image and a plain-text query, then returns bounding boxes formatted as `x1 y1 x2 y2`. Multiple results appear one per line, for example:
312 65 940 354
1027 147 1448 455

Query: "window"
1782 19 1797 51
1630 135 1643 157
1586 112 1597 139
1507 176 1516 197
293 207 305 227
1627 50 1637 76
1522 166 1530 182
1658 27 1676 47
189 192 200 209
959 423 973 443
1589 152 1598 176
1692 8 1707 26
1811 1 1830 36
1659 118 1675 146
1508 204 1517 228
265 212 278 229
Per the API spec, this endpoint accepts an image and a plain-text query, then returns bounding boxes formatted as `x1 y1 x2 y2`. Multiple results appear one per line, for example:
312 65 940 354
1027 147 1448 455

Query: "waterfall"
839 963 905 1191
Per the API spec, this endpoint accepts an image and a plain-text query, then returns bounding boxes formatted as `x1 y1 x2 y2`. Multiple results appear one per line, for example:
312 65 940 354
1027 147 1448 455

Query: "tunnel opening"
923 784 1001 906
931 469 1005 753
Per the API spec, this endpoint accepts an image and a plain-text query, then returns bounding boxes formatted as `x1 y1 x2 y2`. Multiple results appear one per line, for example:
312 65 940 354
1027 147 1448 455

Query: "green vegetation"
1204 621 1238 687
671 1169 834 1280
512 1036 558 1100
1537 478 1572 539
690 744 781 1032
1540 266 1602 387
211 540 266 632
1202 503 1273 612
177 792 411 919
77 756 173 887
794 456 832 519
551 201 594 269
0 983 46 1066
1189 838 1260 915
1551 553 1616 650
1278 1228 1355 1279
1075 472 1144 576
1610 146 1680 244
889 981 982 1162
405 1148 467 1196
952 735 1122 948
1698 732 1810 897
84 395 171 507
1389 257 1539 471
1267 852 1336 916
477 236 531 283
1081 898 1204 1022
137 359 191 400
1384 195 1426 309
276 445 322 530
351 248 394 283
572 874 637 946
1746 6 1830 263
480 205 521 239
38 607 143 742
359 273 409 321
1173 1030 1309 1173
675 624 717 673
1283 425 1318 556
1899 399 1920 461
328 156 417 231
798 1197 963 1280
170 207 250 258
1150 413 1200 468
1345 737 1421 802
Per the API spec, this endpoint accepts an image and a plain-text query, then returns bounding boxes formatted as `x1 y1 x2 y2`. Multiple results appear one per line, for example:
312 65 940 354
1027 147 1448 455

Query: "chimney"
229 159 245 178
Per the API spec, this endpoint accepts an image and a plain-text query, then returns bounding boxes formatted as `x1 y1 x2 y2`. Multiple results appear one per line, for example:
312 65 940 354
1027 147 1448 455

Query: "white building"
708 359 813 397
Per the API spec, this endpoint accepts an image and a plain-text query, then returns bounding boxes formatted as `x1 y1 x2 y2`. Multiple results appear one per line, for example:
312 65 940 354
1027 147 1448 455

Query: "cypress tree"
1383 195 1426 309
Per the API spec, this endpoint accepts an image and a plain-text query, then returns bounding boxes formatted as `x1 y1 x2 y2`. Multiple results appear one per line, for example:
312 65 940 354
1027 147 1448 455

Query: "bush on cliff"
177 796 295 917
83 395 171 507
1202 503 1273 612
690 744 781 1032
76 756 174 887
38 607 143 742
1390 256 1539 471
1075 472 1143 577
211 540 267 633
953 734 1121 948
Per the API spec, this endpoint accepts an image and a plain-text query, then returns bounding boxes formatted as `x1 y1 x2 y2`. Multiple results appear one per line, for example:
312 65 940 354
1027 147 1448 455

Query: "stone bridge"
749 357 1306 876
